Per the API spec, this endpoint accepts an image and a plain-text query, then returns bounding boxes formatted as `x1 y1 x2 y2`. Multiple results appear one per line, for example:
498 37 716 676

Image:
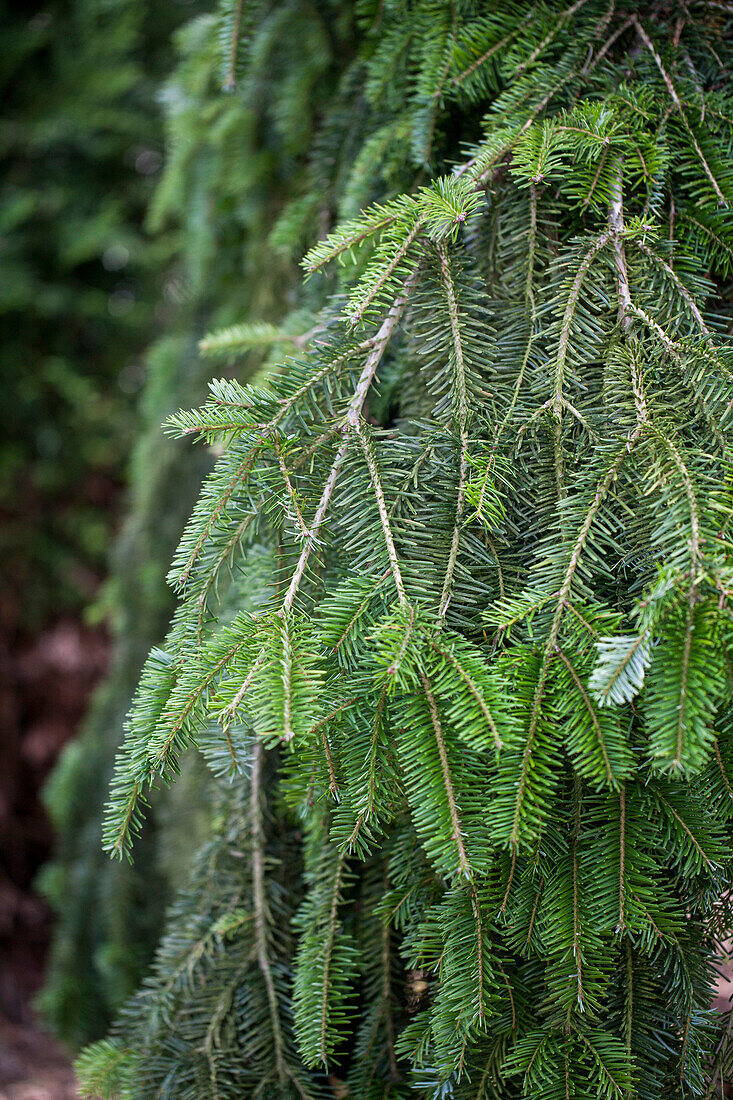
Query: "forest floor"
0 1019 77 1100
0 616 106 1100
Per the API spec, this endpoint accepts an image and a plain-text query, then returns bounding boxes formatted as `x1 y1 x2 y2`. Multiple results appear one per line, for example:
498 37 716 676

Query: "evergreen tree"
70 1 733 1096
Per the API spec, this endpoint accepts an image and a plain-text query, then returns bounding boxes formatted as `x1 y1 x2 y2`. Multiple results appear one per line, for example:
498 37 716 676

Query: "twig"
633 17 726 203
251 742 286 1081
281 268 420 613
436 243 470 625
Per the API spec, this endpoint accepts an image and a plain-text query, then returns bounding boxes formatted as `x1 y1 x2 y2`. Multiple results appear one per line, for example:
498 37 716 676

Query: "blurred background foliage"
0 0 362 1049
0 0 191 1031
0 0 179 628
0 0 208 1033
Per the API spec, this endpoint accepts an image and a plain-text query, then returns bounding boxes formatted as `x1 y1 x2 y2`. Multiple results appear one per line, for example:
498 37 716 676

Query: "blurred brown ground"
0 615 107 1099
0 1019 77 1100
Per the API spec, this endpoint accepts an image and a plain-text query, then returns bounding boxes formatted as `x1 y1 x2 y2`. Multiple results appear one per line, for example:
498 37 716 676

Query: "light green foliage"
293 825 359 1069
75 1 733 1097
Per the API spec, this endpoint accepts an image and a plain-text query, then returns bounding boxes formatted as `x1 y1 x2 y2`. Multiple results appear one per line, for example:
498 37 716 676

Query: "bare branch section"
223 0 244 92
607 158 648 428
607 159 633 332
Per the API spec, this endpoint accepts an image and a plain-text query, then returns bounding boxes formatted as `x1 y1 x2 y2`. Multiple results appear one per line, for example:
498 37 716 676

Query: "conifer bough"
78 2 733 1097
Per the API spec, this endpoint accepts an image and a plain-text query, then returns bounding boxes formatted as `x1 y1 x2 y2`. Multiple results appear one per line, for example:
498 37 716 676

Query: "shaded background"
1 0 202 1089
0 0 356 1091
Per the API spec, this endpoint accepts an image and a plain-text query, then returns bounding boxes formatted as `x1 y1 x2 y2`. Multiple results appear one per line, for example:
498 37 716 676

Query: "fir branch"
650 427 701 569
556 647 615 785
634 240 710 336
347 215 425 325
176 450 260 589
655 792 715 873
381 913 399 1082
321 731 338 797
514 0 590 78
343 688 389 852
590 631 651 707
632 17 727 203
269 338 376 433
509 442 640 848
280 615 295 742
194 506 263 643
451 12 532 89
148 634 250 779
571 778 585 1011
329 570 390 655
274 435 309 539
319 853 347 1065
427 635 503 752
436 242 470 626
355 421 408 606
281 272 417 612
419 671 472 879
618 784 627 933
678 210 733 271
715 741 733 802
578 1034 625 1097
497 186 538 436
222 650 265 721
251 741 286 1083
199 320 297 358
471 885 487 1023
581 16 636 76
552 231 612 414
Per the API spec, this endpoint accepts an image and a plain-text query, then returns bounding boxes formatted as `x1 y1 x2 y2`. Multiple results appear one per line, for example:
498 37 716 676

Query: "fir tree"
70 1 733 1097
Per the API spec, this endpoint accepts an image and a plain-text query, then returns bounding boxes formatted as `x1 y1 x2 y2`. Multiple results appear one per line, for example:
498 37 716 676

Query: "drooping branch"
633 16 726 204
355 420 408 607
420 670 472 879
436 242 470 625
251 741 286 1082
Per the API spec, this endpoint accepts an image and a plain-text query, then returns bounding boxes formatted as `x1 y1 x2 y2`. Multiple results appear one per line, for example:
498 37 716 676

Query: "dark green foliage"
60 1 733 1096
0 0 178 625
2 0 213 1044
